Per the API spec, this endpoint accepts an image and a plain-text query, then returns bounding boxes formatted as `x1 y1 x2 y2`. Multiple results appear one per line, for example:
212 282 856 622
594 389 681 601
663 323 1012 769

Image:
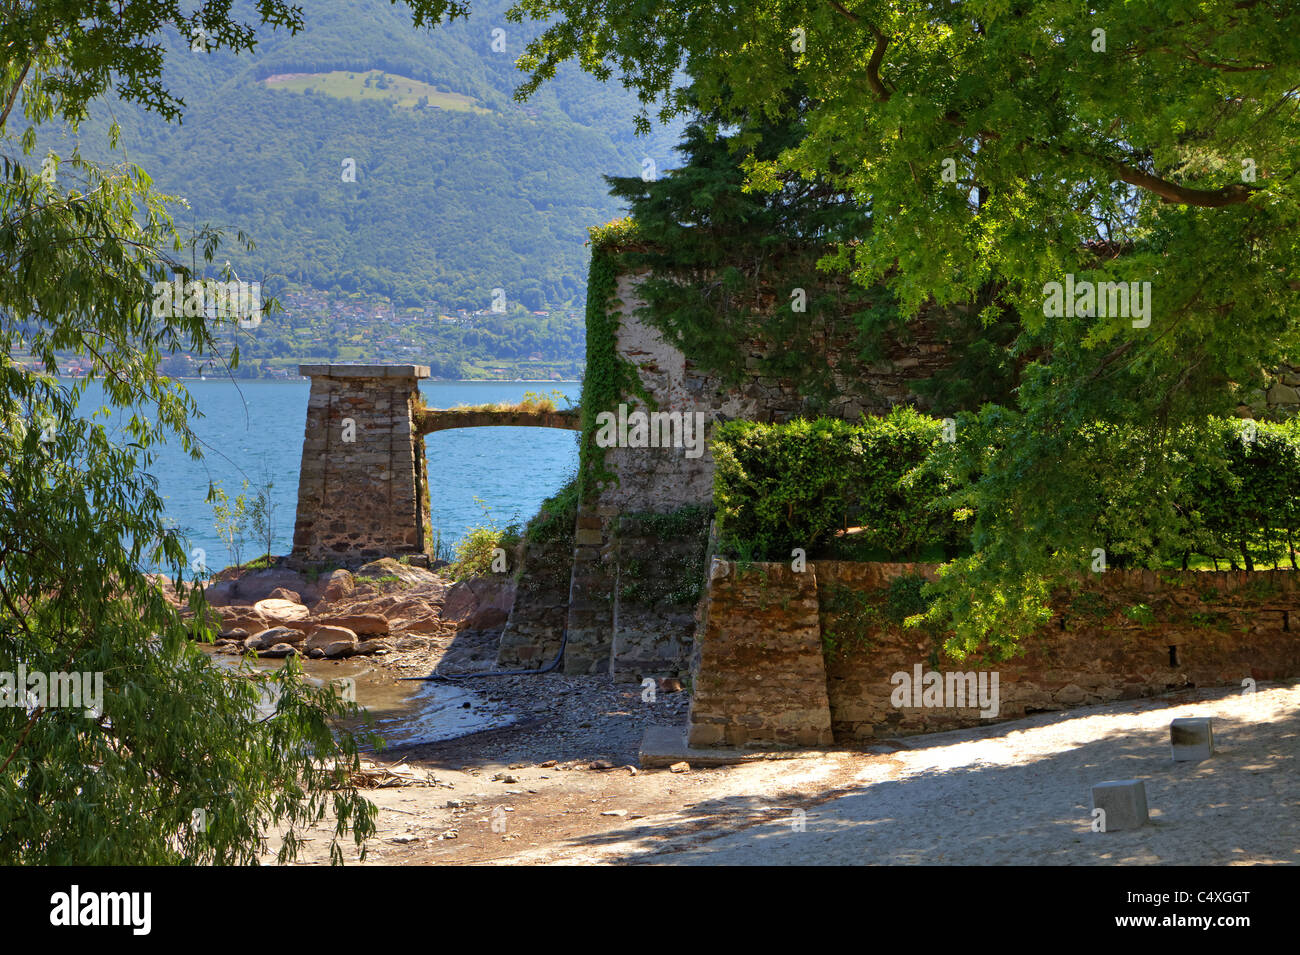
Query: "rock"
588 760 614 771
253 598 310 625
205 568 310 607
355 558 440 587
218 628 249 641
601 809 628 817
220 607 270 634
443 577 515 630
312 612 389 635
305 625 358 658
394 635 431 651
267 587 302 605
242 635 263 652
441 581 478 624
203 579 242 607
249 626 305 649
320 569 355 603
669 761 691 774
356 638 393 654
391 616 442 635
260 643 298 658
493 773 519 784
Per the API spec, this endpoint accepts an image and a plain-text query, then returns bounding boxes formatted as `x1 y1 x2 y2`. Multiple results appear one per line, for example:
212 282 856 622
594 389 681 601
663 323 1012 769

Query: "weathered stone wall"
688 559 1300 747
569 270 954 677
608 510 711 683
497 506 576 670
686 559 834 748
290 365 430 566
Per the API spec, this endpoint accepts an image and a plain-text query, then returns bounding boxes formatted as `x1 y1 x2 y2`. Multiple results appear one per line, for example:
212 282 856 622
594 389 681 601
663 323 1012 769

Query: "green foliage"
516 475 579 590
447 498 521 579
403 0 1300 668
60 0 683 313
209 479 251 571
578 220 651 499
0 1 378 864
616 505 712 607
713 407 962 561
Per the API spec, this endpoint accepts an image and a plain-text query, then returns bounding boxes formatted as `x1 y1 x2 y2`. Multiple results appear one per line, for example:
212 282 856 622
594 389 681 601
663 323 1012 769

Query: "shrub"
713 410 1300 569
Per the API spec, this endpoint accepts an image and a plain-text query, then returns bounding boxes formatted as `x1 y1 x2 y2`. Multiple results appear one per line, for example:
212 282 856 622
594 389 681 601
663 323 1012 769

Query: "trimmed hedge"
714 410 1300 568
713 407 964 561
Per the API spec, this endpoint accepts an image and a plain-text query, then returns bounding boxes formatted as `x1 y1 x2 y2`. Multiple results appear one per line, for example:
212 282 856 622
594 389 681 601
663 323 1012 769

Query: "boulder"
253 598 310 625
267 587 302 605
394 635 431 651
357 638 393 654
250 626 305 650
356 558 441 588
219 607 269 634
206 568 312 607
259 643 299 658
441 581 477 624
319 569 356 604
443 577 514 631
218 627 249 641
311 613 389 636
305 626 358 658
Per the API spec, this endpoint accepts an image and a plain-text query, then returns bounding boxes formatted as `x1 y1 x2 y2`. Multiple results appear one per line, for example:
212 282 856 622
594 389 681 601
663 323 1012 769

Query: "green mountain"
46 0 678 312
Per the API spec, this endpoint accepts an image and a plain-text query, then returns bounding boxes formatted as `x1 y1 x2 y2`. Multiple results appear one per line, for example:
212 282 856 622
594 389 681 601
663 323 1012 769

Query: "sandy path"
512 681 1299 865
269 678 1298 866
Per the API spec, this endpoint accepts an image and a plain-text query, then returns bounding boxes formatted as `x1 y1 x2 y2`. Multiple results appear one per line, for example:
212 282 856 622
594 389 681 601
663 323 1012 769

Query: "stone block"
1170 717 1214 761
1091 779 1150 831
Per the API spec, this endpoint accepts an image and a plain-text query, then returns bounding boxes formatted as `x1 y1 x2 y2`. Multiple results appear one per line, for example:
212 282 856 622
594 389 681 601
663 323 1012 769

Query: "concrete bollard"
1170 717 1215 761
1091 779 1150 831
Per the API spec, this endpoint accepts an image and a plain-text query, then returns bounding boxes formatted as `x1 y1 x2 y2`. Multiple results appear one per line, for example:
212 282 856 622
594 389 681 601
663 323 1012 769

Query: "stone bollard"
1170 717 1215 761
1091 779 1150 832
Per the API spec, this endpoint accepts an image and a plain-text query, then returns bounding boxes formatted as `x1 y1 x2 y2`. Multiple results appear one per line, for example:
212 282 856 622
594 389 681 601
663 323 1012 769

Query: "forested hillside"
41 0 677 312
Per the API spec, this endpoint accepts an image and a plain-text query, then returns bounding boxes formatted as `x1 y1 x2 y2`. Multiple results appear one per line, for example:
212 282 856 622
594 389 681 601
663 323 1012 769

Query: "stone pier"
290 364 431 565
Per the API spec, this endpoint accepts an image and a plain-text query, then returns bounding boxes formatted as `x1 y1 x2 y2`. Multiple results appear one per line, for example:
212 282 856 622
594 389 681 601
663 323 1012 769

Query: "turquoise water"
72 378 581 570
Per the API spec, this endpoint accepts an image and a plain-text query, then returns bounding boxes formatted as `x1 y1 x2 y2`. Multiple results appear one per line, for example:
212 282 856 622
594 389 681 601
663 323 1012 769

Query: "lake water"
72 378 581 570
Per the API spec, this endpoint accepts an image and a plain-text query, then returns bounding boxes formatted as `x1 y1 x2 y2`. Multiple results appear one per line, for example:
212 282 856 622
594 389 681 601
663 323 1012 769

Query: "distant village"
13 286 586 382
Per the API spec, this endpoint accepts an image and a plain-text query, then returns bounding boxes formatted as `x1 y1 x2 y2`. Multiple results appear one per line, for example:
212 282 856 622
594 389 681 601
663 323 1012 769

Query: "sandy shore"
268 672 1298 865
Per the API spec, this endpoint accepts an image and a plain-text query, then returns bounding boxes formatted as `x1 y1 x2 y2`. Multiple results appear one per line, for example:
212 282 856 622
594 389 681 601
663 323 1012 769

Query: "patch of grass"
262 70 487 112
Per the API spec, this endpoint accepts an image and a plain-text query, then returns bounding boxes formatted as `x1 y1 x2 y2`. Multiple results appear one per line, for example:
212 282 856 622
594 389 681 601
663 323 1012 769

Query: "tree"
399 0 1300 654
1 1 376 863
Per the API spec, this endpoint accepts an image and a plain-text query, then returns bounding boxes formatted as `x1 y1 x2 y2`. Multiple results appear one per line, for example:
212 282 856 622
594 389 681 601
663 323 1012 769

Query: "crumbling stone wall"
686 560 834 748
609 509 711 683
497 503 576 670
566 270 953 677
290 365 430 566
688 559 1300 747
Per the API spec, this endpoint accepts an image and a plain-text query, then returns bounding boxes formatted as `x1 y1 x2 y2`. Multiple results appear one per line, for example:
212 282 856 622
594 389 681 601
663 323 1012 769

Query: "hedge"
712 407 964 561
713 409 1300 568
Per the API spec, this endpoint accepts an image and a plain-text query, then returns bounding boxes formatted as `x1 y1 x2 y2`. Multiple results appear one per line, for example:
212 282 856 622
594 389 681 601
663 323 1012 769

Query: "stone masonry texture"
688 560 1300 748
290 365 431 565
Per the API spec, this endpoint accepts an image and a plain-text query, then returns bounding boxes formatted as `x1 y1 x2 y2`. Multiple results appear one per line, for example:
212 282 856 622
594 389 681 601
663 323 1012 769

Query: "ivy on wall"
579 219 656 502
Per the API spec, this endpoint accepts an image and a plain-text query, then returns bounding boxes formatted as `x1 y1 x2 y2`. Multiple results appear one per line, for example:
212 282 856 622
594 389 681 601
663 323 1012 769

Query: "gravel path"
497 680 1300 865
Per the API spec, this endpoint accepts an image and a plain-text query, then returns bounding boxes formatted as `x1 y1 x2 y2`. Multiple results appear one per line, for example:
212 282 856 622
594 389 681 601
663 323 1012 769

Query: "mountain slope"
50 0 679 310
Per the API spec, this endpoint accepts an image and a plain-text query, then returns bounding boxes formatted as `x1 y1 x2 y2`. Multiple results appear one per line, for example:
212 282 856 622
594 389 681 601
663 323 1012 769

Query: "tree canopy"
1 0 376 864
399 0 1300 649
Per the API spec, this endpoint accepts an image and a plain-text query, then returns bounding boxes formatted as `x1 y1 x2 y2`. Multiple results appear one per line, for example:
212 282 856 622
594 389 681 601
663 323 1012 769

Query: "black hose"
399 627 567 681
